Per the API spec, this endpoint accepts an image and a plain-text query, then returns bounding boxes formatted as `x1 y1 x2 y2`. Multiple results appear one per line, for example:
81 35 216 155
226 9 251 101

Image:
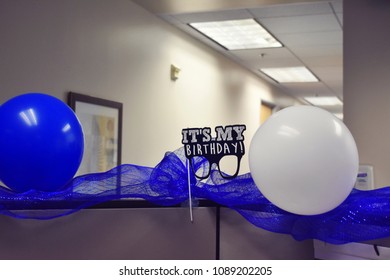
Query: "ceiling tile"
260 14 341 34
290 44 342 59
234 48 302 68
171 9 252 24
249 2 333 18
232 47 298 61
312 66 343 82
302 54 342 68
276 31 342 47
159 14 183 26
331 0 343 13
282 82 335 98
336 13 343 26
325 83 343 97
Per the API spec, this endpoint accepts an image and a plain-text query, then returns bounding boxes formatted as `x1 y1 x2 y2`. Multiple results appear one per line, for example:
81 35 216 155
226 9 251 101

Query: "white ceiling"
133 0 343 114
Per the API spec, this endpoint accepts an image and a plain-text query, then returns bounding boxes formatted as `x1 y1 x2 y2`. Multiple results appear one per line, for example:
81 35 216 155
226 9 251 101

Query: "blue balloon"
0 93 84 192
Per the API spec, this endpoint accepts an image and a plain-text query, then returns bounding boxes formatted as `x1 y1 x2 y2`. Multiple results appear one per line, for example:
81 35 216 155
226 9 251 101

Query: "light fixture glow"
304 96 343 106
260 67 319 83
189 19 282 50
19 108 38 126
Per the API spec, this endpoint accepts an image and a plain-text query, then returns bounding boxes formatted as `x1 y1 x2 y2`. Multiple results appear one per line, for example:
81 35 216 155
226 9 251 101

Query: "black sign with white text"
182 125 246 179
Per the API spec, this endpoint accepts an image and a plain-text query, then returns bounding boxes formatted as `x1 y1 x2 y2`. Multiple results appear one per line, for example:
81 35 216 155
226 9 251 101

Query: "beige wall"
0 0 299 173
344 0 390 188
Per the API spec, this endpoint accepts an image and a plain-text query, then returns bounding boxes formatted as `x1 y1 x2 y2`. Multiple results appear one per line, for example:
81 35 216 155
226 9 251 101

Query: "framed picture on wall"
68 92 123 176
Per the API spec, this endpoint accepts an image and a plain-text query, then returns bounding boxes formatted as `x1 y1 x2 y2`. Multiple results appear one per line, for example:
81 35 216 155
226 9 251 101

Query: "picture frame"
67 92 215 208
68 92 123 176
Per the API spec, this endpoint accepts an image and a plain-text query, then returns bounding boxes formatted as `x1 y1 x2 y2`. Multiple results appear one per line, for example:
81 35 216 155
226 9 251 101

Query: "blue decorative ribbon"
1 147 390 245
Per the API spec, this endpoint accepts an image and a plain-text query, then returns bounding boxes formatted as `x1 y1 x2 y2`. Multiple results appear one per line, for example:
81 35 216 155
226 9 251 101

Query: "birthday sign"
181 125 246 179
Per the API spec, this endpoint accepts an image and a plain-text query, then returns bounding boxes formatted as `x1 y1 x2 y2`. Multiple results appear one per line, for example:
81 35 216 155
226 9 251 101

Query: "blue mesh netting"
1 147 390 244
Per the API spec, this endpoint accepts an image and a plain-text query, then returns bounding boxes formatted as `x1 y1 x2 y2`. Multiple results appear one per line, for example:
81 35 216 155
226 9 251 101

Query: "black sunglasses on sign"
185 140 245 180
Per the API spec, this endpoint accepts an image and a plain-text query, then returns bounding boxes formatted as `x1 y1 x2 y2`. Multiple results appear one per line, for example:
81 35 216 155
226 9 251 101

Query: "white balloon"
249 106 359 215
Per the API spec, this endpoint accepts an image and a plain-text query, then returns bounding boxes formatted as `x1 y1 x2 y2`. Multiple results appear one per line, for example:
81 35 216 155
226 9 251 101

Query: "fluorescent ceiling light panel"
189 19 282 50
304 96 343 106
260 67 319 83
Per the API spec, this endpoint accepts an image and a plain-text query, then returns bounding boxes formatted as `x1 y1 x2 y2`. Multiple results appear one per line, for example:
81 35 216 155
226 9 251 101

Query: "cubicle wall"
219 208 314 260
0 206 314 260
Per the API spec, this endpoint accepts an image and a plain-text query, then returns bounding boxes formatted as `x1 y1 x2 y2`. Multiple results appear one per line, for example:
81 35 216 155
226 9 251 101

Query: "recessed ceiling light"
189 19 282 50
304 96 343 106
260 67 319 83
